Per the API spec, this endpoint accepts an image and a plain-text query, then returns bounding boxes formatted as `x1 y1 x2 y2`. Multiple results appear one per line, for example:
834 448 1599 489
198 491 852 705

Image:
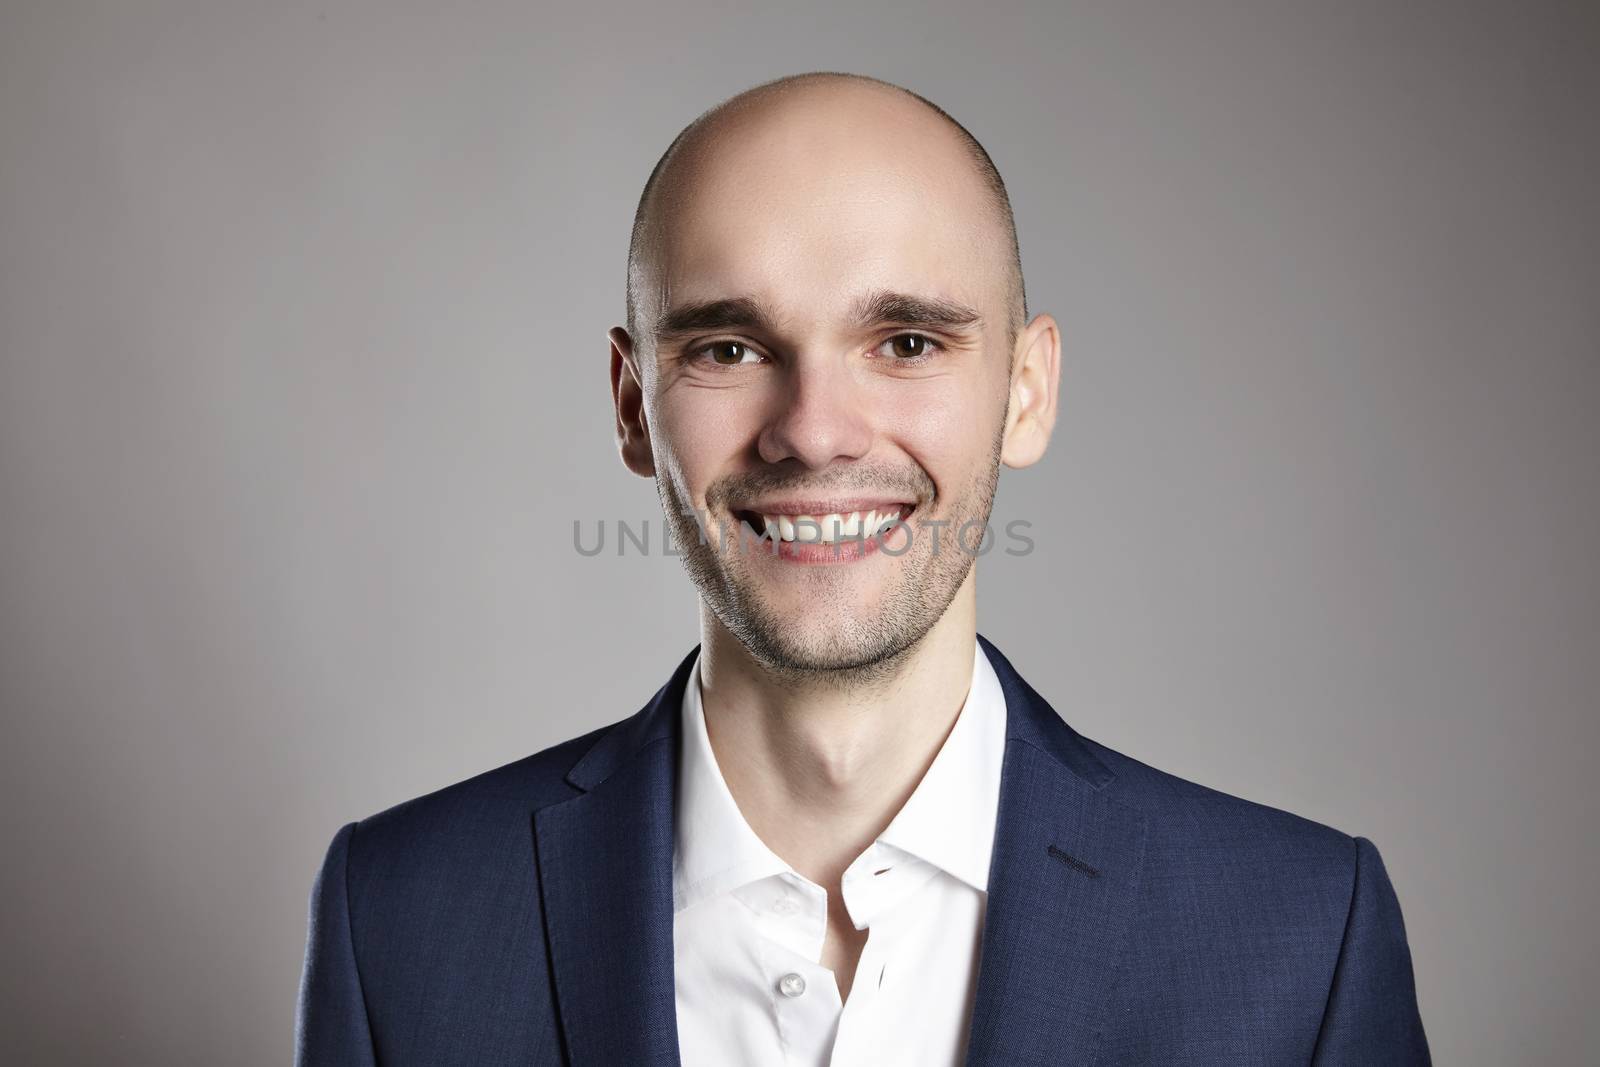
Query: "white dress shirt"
671 641 1008 1067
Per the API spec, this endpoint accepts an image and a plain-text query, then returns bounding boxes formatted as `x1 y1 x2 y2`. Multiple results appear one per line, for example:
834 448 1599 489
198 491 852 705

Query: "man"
297 72 1430 1065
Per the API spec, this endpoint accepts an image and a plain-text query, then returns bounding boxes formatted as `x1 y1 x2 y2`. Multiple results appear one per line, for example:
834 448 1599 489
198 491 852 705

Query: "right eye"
694 341 765 366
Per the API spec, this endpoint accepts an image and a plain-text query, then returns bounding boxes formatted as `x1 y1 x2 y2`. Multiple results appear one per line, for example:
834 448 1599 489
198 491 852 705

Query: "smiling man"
296 72 1431 1066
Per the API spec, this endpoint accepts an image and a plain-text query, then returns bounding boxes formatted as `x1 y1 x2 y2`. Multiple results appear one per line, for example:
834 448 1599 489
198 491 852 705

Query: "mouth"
730 500 918 545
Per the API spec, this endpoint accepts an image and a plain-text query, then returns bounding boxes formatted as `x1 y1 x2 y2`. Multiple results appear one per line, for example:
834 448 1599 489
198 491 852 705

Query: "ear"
609 326 656 477
1000 313 1061 469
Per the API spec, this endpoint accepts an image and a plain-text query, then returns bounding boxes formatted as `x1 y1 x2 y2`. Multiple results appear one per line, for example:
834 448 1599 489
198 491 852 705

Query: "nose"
756 355 873 469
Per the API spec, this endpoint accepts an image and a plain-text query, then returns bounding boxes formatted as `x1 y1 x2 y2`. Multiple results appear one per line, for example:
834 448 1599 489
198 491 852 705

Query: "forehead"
644 90 1008 332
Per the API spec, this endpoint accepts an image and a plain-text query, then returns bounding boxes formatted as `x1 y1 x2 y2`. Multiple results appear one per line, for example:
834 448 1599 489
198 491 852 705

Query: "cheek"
652 385 760 500
874 375 1002 491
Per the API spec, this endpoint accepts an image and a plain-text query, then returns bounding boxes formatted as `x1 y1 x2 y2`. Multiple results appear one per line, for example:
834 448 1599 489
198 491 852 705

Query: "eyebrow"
655 296 777 340
652 289 984 343
849 289 984 334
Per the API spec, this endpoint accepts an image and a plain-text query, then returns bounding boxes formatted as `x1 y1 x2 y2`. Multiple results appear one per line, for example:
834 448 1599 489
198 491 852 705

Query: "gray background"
2 1 1595 1063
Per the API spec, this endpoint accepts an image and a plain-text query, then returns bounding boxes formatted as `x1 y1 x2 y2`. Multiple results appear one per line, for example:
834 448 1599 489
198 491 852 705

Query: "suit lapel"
531 638 1144 1066
533 649 697 1067
965 636 1150 1066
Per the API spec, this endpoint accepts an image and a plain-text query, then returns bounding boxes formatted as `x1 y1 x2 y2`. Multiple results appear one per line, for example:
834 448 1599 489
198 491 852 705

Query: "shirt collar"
875 640 1007 894
672 653 790 913
670 640 1009 912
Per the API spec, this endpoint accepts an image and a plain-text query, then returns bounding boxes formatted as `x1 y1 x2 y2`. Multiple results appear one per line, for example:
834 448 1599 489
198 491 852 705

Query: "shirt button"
777 972 807 998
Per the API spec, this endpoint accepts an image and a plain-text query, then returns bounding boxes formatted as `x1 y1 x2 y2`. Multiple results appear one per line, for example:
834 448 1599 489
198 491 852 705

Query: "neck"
695 572 979 889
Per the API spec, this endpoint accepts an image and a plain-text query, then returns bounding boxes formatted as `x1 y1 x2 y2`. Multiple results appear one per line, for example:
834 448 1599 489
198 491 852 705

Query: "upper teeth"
757 509 904 543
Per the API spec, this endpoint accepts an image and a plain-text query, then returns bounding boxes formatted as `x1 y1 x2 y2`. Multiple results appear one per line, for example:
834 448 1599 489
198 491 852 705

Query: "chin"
726 607 927 675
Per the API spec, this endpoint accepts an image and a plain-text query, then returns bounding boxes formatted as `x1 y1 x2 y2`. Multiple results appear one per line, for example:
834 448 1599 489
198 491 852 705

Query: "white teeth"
756 508 904 543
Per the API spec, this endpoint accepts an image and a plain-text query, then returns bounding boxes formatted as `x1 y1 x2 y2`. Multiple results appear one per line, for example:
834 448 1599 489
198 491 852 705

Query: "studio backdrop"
1 2 1595 1064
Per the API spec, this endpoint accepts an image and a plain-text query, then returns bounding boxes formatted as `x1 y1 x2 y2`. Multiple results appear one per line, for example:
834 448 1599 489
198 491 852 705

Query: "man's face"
622 90 1023 672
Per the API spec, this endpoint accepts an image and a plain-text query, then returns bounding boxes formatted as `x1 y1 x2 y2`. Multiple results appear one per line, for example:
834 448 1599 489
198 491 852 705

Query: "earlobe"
609 327 656 478
1000 314 1061 470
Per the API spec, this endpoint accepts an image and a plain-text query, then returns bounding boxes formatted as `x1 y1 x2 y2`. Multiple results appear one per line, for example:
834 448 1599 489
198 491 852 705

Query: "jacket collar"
962 635 1150 1065
533 634 1147 1067
532 648 692 1067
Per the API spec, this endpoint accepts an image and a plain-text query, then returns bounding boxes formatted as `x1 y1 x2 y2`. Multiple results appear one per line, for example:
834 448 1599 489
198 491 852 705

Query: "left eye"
697 341 763 366
877 334 940 360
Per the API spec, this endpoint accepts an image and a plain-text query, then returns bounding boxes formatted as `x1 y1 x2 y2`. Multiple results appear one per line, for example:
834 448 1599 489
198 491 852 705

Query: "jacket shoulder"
1083 734 1361 878
982 633 1359 867
331 643 699 883
304 725 627 1059
337 720 614 875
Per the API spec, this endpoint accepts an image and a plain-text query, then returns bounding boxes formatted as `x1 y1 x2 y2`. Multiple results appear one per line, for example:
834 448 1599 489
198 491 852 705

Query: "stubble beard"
658 424 1007 683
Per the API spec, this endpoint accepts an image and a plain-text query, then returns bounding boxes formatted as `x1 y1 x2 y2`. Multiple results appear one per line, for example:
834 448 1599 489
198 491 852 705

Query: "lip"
772 534 887 564
726 499 915 518
731 498 917 516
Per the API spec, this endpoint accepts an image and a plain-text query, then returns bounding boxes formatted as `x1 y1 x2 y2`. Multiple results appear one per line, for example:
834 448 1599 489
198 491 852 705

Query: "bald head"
624 72 1027 348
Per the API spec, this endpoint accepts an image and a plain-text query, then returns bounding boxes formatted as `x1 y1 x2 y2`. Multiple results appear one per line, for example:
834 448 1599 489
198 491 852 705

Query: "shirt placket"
738 872 841 1067
828 843 942 1067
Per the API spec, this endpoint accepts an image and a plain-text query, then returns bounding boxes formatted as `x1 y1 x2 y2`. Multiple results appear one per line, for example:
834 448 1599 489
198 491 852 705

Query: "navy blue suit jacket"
296 635 1430 1065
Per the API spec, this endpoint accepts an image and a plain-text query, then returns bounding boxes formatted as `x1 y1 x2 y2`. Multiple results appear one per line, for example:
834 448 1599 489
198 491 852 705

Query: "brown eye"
708 342 753 365
890 334 930 358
